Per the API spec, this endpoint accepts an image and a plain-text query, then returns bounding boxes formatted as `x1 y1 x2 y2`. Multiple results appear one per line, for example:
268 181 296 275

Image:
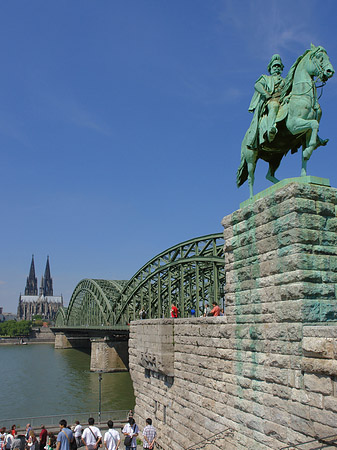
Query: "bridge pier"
54 332 90 349
90 337 129 372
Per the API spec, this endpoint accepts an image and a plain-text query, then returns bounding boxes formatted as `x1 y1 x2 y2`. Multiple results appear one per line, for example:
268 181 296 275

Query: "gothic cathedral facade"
17 256 63 321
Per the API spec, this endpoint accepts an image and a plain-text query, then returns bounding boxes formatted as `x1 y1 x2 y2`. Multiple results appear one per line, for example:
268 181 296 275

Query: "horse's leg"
245 148 258 198
266 155 282 184
301 149 308 176
287 117 319 165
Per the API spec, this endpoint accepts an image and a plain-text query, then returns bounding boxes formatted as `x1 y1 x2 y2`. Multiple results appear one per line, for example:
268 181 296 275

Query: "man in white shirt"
81 418 102 450
122 418 138 450
103 421 120 450
73 421 83 448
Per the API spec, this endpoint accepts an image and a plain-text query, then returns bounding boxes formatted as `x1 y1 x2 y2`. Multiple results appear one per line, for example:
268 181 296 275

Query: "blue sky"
1 0 337 312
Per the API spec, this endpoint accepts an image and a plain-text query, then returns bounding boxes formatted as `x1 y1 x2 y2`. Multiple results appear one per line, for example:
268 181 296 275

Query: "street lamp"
98 372 103 423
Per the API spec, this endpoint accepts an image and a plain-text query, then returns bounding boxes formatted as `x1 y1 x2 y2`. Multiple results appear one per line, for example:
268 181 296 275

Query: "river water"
0 344 135 421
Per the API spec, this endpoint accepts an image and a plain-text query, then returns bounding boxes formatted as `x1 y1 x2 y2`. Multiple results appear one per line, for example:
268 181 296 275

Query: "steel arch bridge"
54 233 225 328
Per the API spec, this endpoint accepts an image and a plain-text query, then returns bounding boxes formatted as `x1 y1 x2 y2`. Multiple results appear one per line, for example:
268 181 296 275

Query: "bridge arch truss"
55 233 225 327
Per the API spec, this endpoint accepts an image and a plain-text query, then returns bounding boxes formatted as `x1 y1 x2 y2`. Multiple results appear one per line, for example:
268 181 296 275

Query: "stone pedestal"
90 338 129 372
221 180 337 325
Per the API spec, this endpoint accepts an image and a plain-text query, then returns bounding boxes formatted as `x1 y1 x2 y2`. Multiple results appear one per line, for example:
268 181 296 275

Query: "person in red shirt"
40 426 48 450
171 304 178 318
211 302 221 317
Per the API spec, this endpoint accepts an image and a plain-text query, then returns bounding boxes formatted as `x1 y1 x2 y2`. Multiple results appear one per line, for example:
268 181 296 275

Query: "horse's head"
310 44 334 82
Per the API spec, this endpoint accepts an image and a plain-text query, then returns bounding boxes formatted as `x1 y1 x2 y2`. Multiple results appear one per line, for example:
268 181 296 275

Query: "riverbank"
0 327 55 345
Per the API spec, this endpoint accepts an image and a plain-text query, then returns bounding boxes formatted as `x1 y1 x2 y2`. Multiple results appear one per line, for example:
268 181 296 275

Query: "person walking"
5 431 13 450
203 303 210 317
0 428 6 450
122 418 138 450
81 419 102 450
103 421 120 450
142 418 156 450
170 304 178 318
27 430 38 450
56 421 73 450
25 425 32 441
210 302 220 317
10 432 25 450
73 422 82 448
39 426 48 450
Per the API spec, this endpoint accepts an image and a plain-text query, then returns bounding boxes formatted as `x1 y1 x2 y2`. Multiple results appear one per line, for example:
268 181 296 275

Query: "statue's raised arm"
237 44 334 199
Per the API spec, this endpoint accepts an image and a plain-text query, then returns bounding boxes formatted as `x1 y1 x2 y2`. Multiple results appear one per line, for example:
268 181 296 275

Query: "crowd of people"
0 424 53 450
138 301 225 320
171 301 225 318
0 416 156 450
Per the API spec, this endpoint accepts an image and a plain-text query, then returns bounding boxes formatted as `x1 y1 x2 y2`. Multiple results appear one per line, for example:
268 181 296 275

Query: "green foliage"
32 314 42 321
34 319 43 327
0 320 32 337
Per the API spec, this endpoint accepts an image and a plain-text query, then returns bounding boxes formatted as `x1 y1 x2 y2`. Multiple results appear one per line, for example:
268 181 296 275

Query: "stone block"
301 357 337 376
303 373 333 395
302 337 334 358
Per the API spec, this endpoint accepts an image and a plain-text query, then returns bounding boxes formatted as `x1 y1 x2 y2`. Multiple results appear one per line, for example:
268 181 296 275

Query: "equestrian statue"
237 44 334 198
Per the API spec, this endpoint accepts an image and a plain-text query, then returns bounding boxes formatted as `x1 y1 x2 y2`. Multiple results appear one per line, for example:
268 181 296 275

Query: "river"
0 343 135 421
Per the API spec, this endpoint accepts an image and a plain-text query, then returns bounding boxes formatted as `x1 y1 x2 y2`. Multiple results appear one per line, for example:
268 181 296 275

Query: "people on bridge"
10 426 16 438
142 418 156 449
210 302 221 317
56 420 74 450
139 309 146 320
170 304 178 318
203 303 210 317
122 417 139 450
73 422 82 448
103 420 120 450
81 418 102 450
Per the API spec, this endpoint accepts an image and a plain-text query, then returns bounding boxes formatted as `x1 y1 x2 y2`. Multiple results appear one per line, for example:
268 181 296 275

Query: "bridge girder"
54 233 225 328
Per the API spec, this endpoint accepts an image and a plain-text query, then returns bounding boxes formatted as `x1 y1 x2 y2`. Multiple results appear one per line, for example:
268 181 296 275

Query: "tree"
0 320 32 337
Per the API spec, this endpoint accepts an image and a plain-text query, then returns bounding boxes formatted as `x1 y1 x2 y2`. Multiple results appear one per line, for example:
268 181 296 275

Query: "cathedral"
17 256 63 321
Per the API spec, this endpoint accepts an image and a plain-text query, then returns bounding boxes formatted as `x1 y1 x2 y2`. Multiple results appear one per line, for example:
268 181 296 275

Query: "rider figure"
247 54 285 148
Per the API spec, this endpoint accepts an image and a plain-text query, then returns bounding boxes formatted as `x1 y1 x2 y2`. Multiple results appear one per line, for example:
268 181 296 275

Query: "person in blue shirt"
56 420 74 450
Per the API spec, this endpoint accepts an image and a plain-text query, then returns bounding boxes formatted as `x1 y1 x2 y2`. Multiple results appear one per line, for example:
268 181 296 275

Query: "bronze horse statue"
237 45 334 198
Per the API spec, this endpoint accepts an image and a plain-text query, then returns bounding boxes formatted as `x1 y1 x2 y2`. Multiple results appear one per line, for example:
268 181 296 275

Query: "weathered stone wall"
129 181 337 450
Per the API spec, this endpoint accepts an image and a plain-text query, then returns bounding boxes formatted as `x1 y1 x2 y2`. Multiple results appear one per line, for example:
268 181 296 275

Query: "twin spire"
25 255 53 297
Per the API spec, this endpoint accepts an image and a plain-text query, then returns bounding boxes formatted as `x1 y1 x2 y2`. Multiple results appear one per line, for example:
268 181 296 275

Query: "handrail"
280 433 337 449
184 428 233 450
0 410 130 431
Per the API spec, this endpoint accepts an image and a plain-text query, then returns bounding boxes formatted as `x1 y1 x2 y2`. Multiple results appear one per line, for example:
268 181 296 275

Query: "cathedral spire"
25 255 38 295
42 256 53 296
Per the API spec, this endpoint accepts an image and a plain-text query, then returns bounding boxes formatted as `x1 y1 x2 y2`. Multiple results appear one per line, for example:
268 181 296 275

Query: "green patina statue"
237 44 334 199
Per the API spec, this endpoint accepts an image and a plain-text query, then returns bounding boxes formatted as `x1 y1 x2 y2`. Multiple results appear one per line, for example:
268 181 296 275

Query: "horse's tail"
236 153 248 187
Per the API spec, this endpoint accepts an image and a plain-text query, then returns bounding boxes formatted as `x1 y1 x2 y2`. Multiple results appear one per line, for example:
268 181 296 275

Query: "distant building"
0 307 17 322
17 256 63 321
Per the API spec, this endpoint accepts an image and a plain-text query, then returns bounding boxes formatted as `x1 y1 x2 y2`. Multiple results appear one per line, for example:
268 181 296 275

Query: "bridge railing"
184 427 234 450
279 433 337 449
0 410 130 431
